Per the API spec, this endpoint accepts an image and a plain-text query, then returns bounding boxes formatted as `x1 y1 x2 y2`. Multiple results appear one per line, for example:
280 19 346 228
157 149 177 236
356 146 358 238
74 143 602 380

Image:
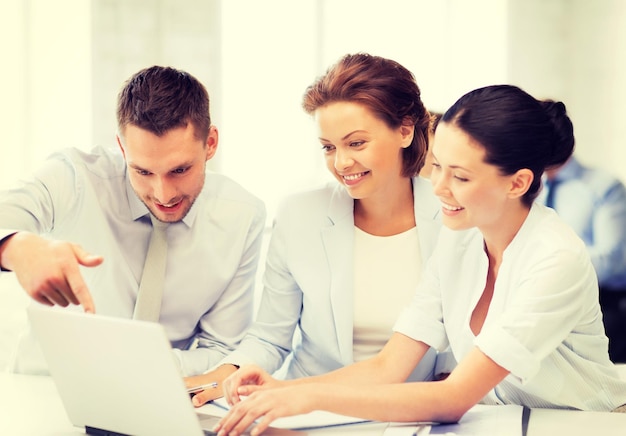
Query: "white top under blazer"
222 177 444 380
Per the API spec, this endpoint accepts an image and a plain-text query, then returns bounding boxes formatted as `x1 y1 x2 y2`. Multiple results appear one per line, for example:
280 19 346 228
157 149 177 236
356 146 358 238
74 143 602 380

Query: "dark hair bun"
540 100 575 168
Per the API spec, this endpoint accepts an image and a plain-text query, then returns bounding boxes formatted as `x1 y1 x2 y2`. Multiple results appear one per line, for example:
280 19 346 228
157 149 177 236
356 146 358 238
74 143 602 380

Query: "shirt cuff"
475 326 540 383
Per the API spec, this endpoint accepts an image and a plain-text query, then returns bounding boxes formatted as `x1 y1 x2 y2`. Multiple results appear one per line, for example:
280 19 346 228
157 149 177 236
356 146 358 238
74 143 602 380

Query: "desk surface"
0 373 387 436
1 372 625 435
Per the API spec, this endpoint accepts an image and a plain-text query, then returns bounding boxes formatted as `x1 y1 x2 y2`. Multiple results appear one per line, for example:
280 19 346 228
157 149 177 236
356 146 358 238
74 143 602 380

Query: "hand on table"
214 380 314 436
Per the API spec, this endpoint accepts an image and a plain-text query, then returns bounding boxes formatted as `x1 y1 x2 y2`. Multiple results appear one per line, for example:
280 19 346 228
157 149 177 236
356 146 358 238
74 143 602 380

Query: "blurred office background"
1 0 625 369
2 0 626 216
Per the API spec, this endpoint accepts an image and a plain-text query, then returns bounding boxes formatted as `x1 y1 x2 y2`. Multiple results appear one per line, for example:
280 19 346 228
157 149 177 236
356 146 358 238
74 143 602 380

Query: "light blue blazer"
224 177 443 380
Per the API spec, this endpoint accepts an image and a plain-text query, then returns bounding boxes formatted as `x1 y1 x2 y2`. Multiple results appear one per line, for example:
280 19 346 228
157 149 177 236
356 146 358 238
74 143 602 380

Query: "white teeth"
343 172 365 181
442 203 462 211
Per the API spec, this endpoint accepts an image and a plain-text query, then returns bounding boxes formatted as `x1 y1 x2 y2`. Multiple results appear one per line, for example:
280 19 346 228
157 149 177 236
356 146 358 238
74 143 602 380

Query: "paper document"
207 397 371 430
384 423 433 435
429 404 523 435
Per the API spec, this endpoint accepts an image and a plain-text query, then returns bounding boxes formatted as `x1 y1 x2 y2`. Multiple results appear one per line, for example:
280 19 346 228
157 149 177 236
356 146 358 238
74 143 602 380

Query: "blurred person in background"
541 155 626 362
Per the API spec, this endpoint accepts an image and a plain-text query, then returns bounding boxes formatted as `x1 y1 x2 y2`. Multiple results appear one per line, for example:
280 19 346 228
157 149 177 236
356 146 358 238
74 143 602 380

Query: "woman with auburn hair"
186 53 446 405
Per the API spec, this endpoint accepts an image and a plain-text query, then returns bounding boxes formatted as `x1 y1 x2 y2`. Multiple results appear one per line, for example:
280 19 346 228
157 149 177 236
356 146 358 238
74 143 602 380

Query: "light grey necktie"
133 216 168 322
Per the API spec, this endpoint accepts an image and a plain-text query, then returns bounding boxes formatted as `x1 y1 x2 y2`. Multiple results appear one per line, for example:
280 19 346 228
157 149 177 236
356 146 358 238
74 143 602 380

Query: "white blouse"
353 226 421 362
394 203 626 411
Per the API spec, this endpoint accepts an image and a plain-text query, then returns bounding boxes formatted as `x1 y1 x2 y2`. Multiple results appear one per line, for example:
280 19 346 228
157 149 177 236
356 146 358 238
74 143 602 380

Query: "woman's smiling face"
315 101 413 201
430 122 517 233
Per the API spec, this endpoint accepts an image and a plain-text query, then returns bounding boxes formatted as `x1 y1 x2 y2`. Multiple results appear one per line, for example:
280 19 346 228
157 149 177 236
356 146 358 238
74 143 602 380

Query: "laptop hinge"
85 426 130 436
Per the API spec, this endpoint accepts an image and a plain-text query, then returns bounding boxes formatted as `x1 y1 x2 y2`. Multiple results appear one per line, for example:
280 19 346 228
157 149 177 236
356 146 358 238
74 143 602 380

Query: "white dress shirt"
394 203 626 411
0 146 266 376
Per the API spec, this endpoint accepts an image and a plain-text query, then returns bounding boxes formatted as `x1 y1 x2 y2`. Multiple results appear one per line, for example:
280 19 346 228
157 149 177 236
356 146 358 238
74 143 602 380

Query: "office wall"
2 0 626 190
508 0 626 180
568 0 626 175
91 0 222 169
0 0 92 189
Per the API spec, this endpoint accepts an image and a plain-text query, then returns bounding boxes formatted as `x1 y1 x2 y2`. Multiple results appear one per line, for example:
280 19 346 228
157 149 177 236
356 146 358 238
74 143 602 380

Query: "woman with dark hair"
213 85 626 436
187 53 445 405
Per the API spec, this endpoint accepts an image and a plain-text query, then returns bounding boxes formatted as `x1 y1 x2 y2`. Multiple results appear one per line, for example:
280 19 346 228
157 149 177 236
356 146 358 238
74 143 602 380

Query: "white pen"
187 381 218 394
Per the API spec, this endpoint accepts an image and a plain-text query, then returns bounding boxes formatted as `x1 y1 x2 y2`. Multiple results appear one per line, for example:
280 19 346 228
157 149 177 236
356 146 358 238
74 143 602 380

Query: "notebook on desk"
26 305 300 436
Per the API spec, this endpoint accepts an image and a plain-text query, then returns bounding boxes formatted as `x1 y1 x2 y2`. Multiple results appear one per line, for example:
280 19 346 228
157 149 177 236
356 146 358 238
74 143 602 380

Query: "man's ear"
509 168 534 199
205 126 218 161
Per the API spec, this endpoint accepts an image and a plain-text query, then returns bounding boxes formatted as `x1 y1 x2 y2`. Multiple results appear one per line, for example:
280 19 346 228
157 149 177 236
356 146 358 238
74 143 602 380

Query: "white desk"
1 372 625 435
0 373 390 435
0 373 76 435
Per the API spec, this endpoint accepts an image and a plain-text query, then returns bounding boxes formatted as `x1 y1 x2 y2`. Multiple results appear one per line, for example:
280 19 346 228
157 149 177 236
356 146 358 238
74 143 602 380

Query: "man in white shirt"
0 66 266 376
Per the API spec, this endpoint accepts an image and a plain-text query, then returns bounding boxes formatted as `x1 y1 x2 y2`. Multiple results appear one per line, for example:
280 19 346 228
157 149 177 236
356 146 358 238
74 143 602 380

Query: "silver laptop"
27 305 299 436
